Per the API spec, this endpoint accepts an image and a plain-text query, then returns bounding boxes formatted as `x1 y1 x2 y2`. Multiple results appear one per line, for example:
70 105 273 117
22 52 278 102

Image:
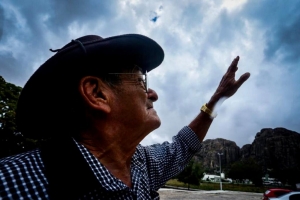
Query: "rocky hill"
241 128 300 171
194 127 300 173
195 138 240 172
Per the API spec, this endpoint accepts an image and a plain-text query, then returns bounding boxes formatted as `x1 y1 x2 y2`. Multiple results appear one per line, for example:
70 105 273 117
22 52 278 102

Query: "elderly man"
0 34 250 199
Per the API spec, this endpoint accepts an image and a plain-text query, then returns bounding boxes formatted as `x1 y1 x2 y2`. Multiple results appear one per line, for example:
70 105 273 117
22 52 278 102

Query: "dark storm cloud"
240 0 300 65
0 2 40 83
0 0 119 86
0 52 23 85
0 5 3 41
1 0 117 46
45 0 117 32
245 0 300 132
4 0 117 35
264 15 300 64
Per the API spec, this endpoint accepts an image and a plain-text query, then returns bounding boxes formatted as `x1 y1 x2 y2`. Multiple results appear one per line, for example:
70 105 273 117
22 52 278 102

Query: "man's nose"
147 88 158 102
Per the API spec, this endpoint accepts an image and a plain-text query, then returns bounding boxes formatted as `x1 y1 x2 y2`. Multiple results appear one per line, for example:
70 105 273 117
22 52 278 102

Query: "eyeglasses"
109 71 148 92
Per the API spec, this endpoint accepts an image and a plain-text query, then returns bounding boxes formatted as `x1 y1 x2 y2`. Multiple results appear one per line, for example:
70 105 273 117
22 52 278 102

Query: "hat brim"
16 34 164 139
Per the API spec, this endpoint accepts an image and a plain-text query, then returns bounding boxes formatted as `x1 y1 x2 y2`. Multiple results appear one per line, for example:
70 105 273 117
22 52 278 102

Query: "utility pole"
217 152 223 191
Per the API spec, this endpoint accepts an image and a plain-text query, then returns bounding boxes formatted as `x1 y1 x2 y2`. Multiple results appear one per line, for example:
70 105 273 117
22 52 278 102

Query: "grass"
165 179 268 193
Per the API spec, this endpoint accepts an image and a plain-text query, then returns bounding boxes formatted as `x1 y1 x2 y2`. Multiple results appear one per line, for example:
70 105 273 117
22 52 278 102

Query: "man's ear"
79 76 111 114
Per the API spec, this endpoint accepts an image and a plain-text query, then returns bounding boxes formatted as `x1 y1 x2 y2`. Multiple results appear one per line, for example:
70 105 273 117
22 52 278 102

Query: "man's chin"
146 109 161 131
150 117 161 131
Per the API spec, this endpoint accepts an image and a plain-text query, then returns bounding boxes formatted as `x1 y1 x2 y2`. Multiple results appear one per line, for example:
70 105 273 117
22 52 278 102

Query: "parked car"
263 181 283 186
264 181 274 185
270 191 300 200
263 188 293 200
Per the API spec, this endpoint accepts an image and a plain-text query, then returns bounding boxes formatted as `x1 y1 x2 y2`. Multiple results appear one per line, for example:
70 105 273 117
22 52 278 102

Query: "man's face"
110 70 161 138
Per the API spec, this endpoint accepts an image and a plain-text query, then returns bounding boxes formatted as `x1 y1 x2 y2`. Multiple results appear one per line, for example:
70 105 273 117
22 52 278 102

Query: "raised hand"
213 56 250 100
190 56 250 141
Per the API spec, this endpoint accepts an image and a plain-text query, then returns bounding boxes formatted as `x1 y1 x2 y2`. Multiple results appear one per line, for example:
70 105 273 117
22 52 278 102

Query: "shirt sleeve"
137 126 202 191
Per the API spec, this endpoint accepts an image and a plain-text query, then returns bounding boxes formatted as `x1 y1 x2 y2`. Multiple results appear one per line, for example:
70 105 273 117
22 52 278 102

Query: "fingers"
228 56 239 73
236 72 250 88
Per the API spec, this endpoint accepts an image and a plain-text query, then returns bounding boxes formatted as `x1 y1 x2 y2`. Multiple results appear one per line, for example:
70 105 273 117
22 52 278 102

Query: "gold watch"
201 104 217 118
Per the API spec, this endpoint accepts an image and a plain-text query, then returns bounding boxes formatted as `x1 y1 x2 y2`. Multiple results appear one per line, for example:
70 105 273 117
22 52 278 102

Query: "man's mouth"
147 105 153 109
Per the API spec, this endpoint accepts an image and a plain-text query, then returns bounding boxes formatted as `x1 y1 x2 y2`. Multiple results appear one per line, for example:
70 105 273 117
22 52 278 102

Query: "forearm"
188 95 219 142
189 56 250 142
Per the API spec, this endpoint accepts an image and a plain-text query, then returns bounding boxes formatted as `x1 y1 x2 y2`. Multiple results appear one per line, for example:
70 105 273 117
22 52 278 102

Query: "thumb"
236 72 250 88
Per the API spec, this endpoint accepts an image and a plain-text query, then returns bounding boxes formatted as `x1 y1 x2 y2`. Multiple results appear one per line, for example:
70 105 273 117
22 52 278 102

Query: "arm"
189 56 250 142
139 126 202 190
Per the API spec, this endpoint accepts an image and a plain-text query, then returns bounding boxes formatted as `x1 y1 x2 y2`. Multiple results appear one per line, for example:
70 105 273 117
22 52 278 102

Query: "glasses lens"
108 72 148 92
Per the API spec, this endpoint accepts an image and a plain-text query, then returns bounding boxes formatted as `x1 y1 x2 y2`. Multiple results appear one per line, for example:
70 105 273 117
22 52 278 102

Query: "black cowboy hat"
16 34 164 139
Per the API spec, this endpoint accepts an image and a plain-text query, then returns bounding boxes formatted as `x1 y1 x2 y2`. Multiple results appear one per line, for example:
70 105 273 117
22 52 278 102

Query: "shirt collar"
73 139 129 191
40 137 100 199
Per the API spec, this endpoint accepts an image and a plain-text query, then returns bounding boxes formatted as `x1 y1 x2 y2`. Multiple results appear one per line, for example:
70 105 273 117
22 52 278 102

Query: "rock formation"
194 138 240 172
244 127 300 171
195 128 300 173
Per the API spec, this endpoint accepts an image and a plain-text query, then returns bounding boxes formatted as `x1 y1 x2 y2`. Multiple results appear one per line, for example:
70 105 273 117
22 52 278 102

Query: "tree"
177 158 205 189
0 76 21 133
0 76 38 158
228 158 263 186
0 76 20 157
270 167 300 189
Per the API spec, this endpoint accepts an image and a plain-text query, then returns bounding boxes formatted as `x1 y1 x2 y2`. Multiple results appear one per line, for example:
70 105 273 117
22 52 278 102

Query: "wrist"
207 94 220 110
201 104 217 118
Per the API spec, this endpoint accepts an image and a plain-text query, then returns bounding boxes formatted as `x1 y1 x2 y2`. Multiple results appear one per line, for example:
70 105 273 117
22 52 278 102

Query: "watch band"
201 104 217 118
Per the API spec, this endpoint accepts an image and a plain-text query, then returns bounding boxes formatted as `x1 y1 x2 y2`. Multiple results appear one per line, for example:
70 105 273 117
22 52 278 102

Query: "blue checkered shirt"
0 126 202 199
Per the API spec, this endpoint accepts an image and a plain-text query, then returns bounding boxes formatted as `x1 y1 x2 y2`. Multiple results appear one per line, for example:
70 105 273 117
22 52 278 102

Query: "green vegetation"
0 76 39 159
166 179 268 193
267 167 300 188
227 158 263 186
176 158 205 189
172 157 265 192
226 158 300 189
171 157 297 192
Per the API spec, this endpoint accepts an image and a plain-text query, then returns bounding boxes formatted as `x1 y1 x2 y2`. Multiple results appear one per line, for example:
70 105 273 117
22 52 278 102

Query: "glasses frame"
108 71 148 93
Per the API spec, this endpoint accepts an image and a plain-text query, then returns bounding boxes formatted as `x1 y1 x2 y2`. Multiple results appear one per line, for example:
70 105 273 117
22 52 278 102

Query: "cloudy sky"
0 0 299 148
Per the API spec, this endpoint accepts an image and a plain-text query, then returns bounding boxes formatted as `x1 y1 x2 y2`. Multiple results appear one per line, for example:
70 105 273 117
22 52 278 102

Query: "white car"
271 191 300 200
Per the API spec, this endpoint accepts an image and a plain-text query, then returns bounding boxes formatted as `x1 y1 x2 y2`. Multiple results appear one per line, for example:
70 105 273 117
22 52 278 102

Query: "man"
0 34 250 199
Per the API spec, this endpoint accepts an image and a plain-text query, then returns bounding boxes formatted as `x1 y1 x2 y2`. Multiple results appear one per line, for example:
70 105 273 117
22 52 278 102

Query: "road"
158 189 263 200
